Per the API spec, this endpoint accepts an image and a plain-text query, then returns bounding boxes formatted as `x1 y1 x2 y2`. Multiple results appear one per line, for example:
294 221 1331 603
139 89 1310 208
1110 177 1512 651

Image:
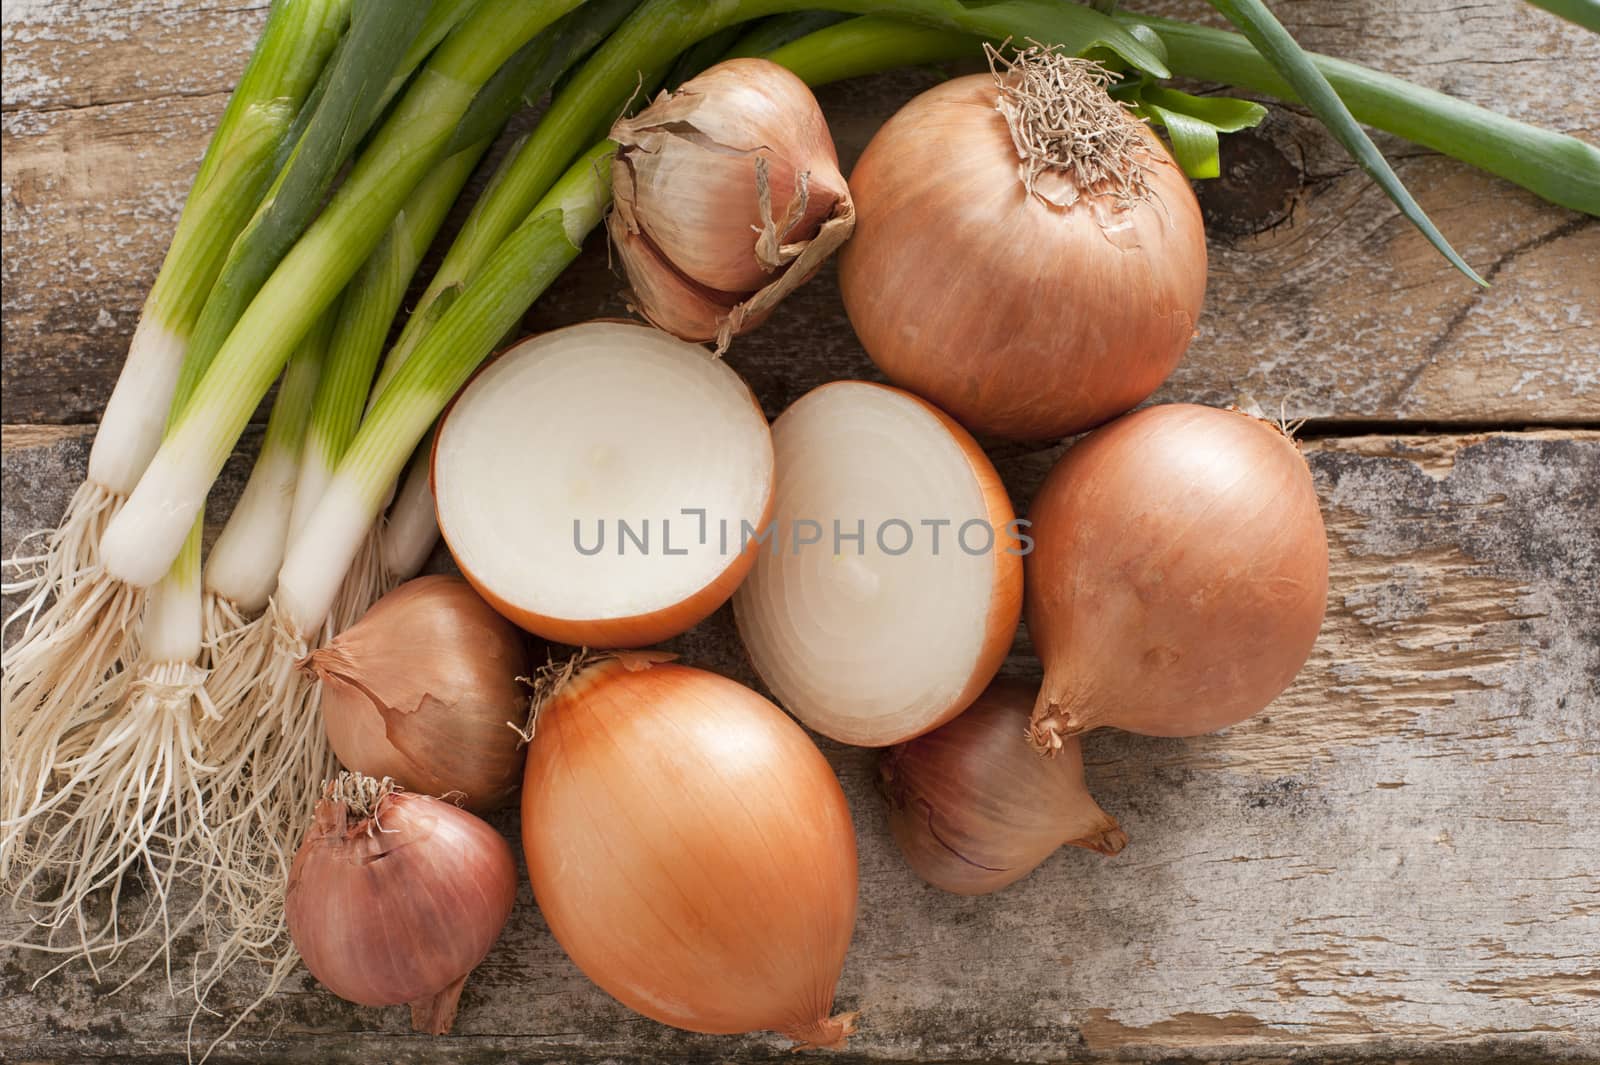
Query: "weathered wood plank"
2 1 1597 427
4 427 1596 1063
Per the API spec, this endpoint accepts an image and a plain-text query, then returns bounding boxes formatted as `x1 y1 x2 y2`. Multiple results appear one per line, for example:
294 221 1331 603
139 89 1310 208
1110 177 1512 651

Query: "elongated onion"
306 575 530 813
735 381 1022 747
1026 404 1328 748
432 321 774 648
286 773 517 1034
881 678 1126 896
608 58 853 349
838 46 1207 441
522 656 859 1046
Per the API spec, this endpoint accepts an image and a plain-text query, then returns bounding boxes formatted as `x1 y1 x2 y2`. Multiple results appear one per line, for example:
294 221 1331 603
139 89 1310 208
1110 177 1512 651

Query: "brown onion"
286 773 518 1033
609 57 854 349
522 656 859 1046
305 575 530 813
881 678 1125 895
1025 404 1328 748
838 46 1206 441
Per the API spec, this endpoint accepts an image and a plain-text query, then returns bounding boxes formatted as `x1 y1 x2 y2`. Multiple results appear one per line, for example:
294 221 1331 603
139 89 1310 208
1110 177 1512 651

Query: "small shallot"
306 575 530 813
286 772 517 1034
881 678 1125 895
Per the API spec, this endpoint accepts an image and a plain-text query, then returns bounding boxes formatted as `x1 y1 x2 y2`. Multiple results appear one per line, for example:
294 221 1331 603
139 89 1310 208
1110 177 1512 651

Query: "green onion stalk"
308 143 495 636
64 0 584 943
185 0 448 668
0 0 347 858
1120 13 1600 217
0 0 351 966
100 0 590 591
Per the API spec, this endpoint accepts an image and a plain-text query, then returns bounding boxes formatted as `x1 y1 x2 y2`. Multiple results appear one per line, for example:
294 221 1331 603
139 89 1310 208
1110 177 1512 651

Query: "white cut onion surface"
734 381 1022 747
433 321 774 648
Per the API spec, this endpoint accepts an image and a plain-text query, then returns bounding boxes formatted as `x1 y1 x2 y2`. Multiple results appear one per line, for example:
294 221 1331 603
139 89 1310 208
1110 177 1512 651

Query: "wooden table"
4 2 1597 1062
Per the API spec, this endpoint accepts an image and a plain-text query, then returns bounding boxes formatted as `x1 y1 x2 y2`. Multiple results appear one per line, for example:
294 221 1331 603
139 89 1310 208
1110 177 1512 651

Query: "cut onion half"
733 381 1022 747
433 321 774 648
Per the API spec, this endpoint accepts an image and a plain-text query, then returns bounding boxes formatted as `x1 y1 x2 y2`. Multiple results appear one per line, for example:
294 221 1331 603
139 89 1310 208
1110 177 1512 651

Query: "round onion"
305 575 530 813
1026 403 1328 748
881 678 1126 896
432 321 774 649
838 47 1207 441
609 58 853 348
286 773 518 1034
521 657 858 1046
734 381 1022 747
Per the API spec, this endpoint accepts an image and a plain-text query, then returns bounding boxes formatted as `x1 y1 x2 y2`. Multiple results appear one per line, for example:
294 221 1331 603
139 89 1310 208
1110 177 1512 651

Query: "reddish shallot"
285 773 517 1034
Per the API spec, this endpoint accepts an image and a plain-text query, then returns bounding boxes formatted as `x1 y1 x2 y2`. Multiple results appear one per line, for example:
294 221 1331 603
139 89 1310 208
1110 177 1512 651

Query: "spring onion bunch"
0 0 351 969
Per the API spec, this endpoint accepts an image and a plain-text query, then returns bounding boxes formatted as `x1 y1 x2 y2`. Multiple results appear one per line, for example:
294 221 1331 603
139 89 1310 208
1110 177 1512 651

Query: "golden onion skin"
839 74 1208 442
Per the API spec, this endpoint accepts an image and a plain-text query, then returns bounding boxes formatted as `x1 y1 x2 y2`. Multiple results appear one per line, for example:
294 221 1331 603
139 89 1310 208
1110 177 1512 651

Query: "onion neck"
410 972 468 1035
1028 676 1100 754
780 1010 858 1050
1065 821 1129 857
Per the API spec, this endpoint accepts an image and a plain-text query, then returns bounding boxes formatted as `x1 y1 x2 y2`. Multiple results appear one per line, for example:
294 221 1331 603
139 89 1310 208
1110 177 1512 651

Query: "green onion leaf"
1122 12 1600 218
1523 0 1600 33
173 0 438 420
1136 86 1267 179
1202 0 1486 284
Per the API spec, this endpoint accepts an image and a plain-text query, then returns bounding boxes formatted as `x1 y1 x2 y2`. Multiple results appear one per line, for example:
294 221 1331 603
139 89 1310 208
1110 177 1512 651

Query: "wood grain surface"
3 0 1598 1062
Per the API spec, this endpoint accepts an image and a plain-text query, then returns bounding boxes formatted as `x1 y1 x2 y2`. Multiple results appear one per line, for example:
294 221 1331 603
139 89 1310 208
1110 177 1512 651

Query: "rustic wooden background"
3 1 1598 1062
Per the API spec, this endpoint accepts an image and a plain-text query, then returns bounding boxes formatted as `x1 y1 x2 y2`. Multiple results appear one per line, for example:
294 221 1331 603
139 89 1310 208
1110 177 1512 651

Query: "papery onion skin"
613 58 847 294
308 575 530 813
610 58 854 347
881 678 1125 896
838 73 1207 442
286 778 518 1034
522 658 858 1045
1025 404 1328 747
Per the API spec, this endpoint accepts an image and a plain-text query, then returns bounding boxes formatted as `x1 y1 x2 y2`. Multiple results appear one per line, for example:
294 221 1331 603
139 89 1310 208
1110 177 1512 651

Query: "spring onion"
100 0 588 587
0 0 352 966
0 0 347 804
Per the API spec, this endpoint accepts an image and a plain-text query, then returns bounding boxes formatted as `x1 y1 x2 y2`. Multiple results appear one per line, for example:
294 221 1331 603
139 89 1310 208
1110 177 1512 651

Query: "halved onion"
433 321 774 648
733 381 1022 747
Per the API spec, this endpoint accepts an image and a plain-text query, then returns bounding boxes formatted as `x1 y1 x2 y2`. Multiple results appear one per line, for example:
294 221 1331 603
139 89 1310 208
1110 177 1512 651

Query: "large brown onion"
881 678 1126 895
522 656 859 1046
286 773 518 1034
305 575 530 813
838 48 1206 441
1025 404 1328 748
609 57 854 349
